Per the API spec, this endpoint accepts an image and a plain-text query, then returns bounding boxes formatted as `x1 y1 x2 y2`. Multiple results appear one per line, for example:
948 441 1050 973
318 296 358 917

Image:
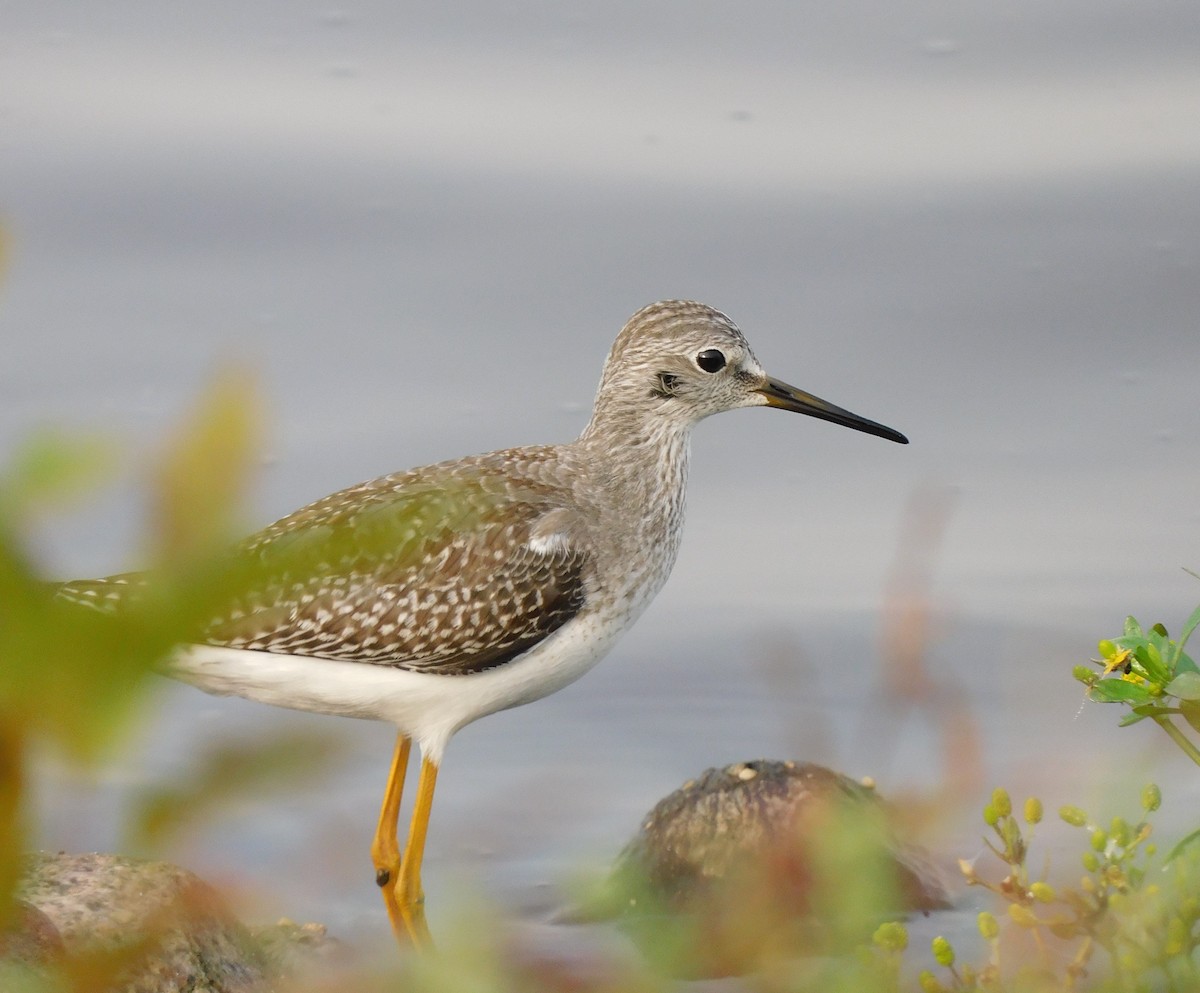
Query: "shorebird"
56 300 907 946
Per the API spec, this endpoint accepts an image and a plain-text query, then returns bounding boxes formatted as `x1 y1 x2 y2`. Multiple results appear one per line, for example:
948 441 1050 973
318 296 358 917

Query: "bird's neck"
577 408 693 544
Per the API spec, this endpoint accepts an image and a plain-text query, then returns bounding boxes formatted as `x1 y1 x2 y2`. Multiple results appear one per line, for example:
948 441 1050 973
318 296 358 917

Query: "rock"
593 761 951 976
0 898 65 973
15 852 336 992
251 917 345 976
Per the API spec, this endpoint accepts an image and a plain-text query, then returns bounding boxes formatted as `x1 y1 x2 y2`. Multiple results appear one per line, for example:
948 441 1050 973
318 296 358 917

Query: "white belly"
171 594 648 763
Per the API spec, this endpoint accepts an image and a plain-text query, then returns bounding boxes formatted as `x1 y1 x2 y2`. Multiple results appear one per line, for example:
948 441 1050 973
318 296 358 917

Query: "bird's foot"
377 862 431 949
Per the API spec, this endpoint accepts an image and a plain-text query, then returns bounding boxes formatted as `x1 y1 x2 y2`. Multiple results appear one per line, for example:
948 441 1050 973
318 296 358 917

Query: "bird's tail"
53 572 146 615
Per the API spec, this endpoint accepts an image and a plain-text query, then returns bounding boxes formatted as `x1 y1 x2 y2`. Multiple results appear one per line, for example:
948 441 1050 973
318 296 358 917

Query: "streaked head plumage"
591 300 772 426
587 299 908 445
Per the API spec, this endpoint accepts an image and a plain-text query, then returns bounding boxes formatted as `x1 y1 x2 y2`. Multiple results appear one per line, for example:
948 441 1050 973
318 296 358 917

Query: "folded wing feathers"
54 455 593 676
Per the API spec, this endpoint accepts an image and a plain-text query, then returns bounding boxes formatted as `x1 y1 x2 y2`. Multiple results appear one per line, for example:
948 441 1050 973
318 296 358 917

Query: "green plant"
1075 596 1200 768
0 374 340 987
906 782 1200 993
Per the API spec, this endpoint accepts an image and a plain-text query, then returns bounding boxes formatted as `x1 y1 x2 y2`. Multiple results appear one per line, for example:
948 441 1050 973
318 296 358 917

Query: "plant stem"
0 717 26 916
1152 714 1200 767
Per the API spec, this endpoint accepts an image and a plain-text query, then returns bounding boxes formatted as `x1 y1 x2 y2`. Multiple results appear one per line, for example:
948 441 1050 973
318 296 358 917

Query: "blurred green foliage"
0 374 261 761
126 729 340 852
0 374 261 918
913 781 1200 993
605 794 913 980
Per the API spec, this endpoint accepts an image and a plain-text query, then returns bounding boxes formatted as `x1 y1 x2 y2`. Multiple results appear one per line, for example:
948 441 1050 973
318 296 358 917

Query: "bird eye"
696 349 726 373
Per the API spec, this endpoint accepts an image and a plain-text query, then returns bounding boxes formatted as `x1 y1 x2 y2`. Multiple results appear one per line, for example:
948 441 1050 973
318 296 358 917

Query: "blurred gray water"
3 0 1200 967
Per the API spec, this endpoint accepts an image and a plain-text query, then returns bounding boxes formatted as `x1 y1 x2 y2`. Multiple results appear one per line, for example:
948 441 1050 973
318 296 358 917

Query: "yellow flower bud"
1142 783 1162 812
1008 903 1038 928
991 787 1012 818
977 911 1000 940
873 921 908 952
1059 805 1088 827
918 970 946 993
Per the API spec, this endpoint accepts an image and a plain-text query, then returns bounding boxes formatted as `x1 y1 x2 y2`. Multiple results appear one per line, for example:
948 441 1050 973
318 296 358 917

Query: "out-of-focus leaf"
127 730 342 849
0 590 161 762
0 721 25 911
53 930 168 993
1181 701 1200 735
0 432 117 521
148 367 261 563
0 371 267 928
1164 827 1200 865
1164 672 1200 702
0 372 263 764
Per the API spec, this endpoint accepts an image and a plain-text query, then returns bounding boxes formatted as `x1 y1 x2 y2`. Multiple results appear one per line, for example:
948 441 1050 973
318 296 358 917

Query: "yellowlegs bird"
57 300 907 946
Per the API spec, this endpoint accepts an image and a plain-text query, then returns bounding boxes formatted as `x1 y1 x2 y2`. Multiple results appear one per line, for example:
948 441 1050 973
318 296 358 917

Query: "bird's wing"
57 454 593 676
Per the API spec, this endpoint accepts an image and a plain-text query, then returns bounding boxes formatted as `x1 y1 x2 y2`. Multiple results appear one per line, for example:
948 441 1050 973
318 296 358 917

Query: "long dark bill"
759 376 908 445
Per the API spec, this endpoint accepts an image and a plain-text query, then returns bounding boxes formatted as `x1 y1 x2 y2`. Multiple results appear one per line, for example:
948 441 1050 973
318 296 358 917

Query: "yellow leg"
372 734 414 942
371 734 439 948
395 756 439 945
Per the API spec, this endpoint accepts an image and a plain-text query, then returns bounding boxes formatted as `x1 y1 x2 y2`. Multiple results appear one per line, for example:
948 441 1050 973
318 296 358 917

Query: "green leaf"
149 368 261 562
1177 649 1199 675
1132 703 1173 715
1124 616 1145 638
1119 710 1153 726
1089 678 1153 705
1140 640 1170 684
1164 827 1200 865
1181 701 1200 735
1173 602 1200 665
1165 672 1200 701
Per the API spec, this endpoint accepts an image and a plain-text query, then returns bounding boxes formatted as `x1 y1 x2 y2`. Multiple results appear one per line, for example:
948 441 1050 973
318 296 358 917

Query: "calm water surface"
4 0 1200 975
